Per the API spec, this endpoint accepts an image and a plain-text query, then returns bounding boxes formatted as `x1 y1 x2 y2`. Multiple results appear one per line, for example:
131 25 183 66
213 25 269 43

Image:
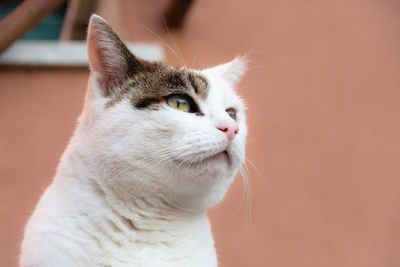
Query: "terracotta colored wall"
1 1 400 266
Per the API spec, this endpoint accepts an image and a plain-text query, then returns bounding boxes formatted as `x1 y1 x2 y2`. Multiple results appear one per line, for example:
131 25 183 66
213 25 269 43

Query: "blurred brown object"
164 0 194 29
0 0 65 54
61 0 98 40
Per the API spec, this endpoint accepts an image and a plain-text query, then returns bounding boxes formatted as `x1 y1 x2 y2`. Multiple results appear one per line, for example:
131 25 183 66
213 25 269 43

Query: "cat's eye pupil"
167 95 191 113
226 108 237 121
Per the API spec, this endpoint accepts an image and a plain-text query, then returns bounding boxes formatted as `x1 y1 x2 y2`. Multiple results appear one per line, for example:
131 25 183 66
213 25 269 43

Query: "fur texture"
20 15 247 267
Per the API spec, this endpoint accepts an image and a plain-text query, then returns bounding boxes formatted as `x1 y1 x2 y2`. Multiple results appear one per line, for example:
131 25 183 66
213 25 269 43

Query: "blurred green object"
0 0 66 40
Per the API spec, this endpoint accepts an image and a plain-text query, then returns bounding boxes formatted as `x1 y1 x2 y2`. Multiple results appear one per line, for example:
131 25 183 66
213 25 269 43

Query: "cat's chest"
67 206 218 267
95 239 217 267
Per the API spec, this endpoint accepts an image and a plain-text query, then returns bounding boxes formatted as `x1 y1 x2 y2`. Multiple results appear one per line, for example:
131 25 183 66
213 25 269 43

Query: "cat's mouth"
207 150 230 162
173 150 231 168
190 150 230 166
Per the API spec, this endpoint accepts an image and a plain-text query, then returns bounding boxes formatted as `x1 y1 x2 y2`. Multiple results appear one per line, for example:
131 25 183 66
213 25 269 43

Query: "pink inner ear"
87 29 111 95
86 18 125 96
87 42 101 74
86 15 145 96
87 23 105 76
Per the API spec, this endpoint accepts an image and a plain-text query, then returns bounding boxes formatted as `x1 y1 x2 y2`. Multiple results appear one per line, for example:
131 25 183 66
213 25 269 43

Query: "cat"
19 14 247 267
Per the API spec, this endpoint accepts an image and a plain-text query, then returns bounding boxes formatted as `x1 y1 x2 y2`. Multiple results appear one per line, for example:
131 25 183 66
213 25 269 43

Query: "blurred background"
1 0 400 266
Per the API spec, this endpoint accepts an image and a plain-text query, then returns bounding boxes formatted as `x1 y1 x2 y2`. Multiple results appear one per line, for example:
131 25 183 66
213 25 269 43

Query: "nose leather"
217 119 239 141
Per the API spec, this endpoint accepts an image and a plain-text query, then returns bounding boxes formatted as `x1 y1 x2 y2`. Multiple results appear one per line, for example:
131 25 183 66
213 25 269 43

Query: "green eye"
167 96 191 112
226 108 237 121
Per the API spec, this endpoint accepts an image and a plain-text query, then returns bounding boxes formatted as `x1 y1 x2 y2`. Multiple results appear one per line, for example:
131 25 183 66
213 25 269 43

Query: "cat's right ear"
87 15 143 97
204 57 247 87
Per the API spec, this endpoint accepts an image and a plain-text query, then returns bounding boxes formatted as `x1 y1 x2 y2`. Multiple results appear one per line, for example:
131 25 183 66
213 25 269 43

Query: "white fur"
20 50 247 267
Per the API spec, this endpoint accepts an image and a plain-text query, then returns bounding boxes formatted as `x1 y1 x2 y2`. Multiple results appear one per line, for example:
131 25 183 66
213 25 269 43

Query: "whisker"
239 165 252 232
190 47 204 68
245 155 271 192
161 15 187 69
136 21 186 67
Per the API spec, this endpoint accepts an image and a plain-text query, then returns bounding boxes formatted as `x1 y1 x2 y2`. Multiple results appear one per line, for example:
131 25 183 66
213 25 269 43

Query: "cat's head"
81 15 247 212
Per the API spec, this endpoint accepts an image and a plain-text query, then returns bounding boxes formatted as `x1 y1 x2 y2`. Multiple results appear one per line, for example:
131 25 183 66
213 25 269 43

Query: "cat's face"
83 15 247 211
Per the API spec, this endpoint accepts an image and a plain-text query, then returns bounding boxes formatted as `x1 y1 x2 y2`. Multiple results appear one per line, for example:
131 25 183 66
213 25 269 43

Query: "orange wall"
1 0 400 266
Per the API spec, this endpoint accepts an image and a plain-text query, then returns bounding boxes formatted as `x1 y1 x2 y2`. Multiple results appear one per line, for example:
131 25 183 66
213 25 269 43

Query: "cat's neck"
56 132 204 218
51 137 217 265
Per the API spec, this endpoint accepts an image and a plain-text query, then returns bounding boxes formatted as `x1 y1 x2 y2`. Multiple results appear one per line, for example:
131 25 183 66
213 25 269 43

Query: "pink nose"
217 120 239 141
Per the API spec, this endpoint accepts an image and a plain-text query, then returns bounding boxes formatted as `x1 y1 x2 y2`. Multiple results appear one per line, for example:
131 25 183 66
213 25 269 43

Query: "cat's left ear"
206 57 247 86
87 15 144 97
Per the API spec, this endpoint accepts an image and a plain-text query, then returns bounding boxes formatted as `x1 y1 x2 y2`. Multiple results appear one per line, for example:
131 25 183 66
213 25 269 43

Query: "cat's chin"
172 150 231 171
198 151 230 170
198 150 230 165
